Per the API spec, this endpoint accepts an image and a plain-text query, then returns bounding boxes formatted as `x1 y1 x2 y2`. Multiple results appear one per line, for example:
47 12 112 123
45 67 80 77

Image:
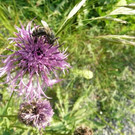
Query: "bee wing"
41 20 53 35
41 20 49 29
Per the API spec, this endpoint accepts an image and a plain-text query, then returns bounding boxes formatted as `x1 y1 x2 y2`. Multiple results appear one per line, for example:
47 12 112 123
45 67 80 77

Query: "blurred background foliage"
0 0 135 134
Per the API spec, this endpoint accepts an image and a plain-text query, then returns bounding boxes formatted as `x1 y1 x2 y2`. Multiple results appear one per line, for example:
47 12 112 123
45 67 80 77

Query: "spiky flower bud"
18 99 54 129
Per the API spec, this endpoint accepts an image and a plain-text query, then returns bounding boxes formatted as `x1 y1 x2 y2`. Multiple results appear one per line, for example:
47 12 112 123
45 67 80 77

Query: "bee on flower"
0 20 70 100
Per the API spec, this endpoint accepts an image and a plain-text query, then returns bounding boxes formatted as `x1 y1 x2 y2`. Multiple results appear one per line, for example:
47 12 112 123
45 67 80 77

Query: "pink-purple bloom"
18 99 54 129
0 21 70 100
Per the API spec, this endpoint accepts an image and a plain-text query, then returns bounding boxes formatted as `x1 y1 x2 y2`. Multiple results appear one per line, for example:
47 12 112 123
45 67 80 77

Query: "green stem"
56 20 67 36
10 125 27 130
2 91 15 115
0 115 17 118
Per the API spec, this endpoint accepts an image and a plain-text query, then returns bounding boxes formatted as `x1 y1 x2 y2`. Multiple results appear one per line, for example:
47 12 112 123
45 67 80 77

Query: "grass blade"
56 0 86 35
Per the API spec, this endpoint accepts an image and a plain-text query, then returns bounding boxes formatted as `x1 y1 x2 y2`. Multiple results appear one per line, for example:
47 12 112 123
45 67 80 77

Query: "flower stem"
2 91 15 115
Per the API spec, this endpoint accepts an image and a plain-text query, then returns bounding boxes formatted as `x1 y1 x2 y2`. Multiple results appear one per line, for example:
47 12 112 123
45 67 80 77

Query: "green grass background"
0 0 135 134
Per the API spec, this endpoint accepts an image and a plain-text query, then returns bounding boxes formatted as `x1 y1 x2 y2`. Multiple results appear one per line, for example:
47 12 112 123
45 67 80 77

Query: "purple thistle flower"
18 99 54 129
0 21 70 100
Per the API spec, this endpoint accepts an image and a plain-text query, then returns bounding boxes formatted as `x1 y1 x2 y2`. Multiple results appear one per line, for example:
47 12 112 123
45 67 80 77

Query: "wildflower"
0 21 70 100
18 99 54 129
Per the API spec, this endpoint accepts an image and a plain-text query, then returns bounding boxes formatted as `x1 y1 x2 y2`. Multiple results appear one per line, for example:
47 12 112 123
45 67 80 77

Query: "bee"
32 20 56 44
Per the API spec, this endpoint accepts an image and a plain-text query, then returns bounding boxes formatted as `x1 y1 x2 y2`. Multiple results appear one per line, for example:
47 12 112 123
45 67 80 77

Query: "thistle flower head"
18 99 54 129
0 21 70 100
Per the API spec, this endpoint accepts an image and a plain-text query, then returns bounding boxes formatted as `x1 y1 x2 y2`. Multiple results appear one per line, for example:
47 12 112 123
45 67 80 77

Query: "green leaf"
116 0 127 6
67 0 86 20
109 7 135 15
121 3 135 9
94 35 135 46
